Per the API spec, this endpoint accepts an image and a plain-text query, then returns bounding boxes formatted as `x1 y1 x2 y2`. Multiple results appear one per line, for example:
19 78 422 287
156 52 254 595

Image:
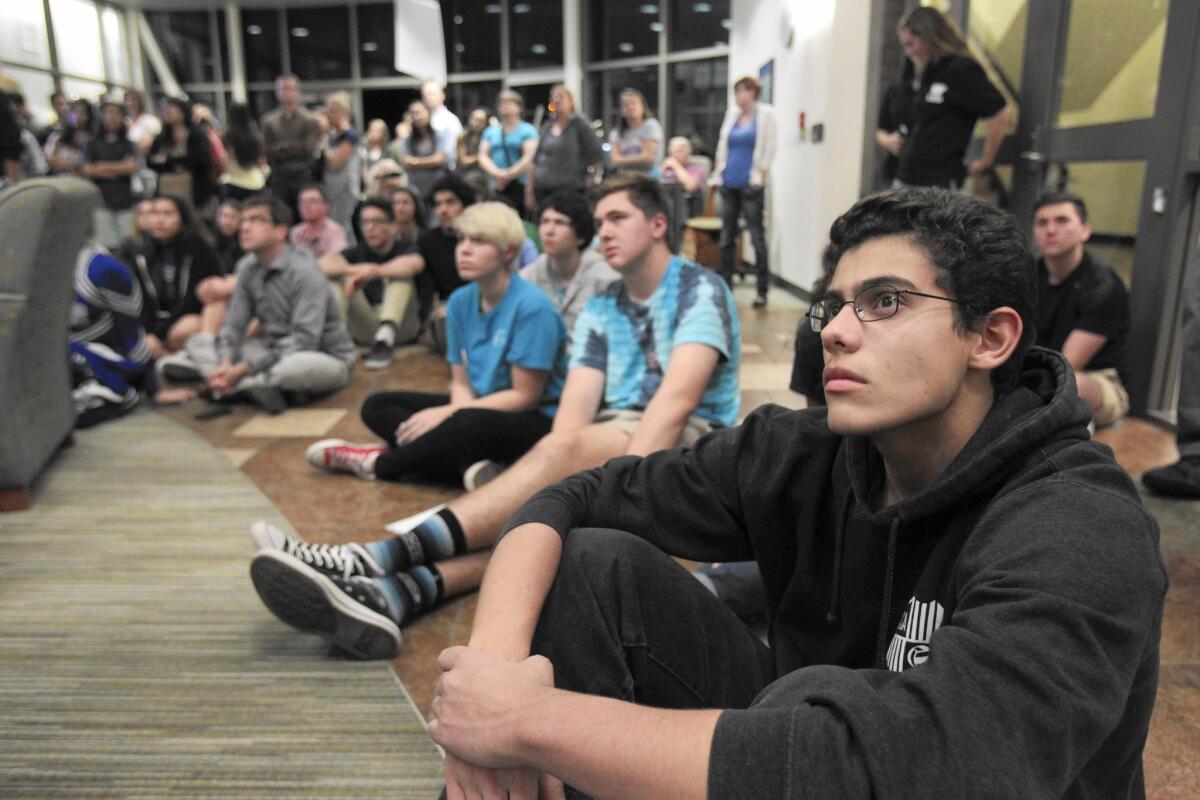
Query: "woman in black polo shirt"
893 7 1012 190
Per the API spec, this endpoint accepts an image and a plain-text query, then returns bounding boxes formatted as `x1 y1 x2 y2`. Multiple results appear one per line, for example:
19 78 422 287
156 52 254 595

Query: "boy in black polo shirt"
1032 191 1131 427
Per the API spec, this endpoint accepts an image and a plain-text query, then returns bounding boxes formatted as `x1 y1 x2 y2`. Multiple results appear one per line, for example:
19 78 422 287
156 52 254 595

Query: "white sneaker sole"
249 549 402 660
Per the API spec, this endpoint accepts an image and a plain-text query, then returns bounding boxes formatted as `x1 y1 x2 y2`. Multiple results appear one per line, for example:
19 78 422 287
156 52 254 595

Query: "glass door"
963 0 1199 414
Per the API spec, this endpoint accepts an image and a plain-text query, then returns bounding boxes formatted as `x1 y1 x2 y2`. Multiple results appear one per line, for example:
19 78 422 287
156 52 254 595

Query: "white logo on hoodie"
886 597 945 672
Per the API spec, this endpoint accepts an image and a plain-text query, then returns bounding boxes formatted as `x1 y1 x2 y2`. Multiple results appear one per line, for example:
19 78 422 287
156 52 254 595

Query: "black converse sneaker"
250 549 402 660
248 521 386 578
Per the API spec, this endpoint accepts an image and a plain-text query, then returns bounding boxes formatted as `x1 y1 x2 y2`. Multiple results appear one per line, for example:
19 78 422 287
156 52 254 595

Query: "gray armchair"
0 177 101 511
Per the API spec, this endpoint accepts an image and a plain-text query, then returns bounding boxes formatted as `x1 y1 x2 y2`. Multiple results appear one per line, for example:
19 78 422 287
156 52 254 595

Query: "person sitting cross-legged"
318 198 424 369
428 186 1167 800
158 193 356 412
305 200 566 486
247 174 741 659
519 189 618 343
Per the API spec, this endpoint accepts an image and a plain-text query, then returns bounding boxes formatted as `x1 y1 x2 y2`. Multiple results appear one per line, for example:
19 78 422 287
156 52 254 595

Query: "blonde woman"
322 90 361 229
306 201 567 485
528 84 604 206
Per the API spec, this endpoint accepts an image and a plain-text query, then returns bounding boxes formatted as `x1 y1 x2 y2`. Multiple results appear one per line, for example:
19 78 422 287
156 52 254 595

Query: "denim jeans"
718 185 770 296
1178 253 1200 458
525 529 776 798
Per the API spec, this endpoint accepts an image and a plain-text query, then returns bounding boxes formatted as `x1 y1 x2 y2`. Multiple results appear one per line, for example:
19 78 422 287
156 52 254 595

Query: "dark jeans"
361 391 552 483
268 163 316 220
718 185 769 296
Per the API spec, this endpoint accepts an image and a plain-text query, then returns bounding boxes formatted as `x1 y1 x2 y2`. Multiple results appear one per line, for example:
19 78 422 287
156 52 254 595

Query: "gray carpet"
0 410 443 798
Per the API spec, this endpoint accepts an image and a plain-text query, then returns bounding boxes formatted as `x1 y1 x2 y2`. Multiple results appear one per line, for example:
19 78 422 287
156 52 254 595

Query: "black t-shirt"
84 134 138 210
415 227 464 316
340 238 417 305
896 54 1005 187
1035 251 1130 383
877 82 916 186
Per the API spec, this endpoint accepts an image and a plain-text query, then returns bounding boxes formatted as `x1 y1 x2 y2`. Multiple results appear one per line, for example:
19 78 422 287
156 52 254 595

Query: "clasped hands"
429 647 566 800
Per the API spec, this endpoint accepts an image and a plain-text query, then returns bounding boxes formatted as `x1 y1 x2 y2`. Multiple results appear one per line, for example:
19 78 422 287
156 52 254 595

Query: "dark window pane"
589 0 659 62
286 6 351 81
586 66 659 143
512 83 556 123
249 90 277 122
510 0 563 70
668 58 727 156
357 4 396 79
243 10 283 84
216 10 230 81
443 0 502 73
363 87 422 135
669 0 730 52
447 81 503 119
145 11 217 84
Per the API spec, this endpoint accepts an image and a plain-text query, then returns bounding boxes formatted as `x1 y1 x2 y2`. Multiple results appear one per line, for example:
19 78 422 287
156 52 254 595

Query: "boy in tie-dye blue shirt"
570 255 740 427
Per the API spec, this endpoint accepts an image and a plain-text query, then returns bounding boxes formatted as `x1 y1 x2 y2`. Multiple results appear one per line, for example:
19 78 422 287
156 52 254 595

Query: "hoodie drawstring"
874 517 902 668
825 490 853 624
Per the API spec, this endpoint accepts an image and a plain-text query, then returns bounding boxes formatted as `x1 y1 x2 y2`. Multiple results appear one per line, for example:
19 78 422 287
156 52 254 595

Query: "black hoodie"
505 348 1167 799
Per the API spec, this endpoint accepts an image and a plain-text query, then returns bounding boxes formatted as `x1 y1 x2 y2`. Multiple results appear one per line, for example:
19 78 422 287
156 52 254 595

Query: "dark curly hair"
537 189 595 251
826 187 1036 392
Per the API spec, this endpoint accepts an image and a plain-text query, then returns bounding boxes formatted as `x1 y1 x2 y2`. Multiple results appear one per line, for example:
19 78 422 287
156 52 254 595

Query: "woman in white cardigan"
710 75 777 308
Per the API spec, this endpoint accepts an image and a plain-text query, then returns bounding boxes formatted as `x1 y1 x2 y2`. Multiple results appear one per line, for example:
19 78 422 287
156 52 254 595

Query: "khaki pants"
593 408 718 447
1086 367 1129 428
331 278 420 345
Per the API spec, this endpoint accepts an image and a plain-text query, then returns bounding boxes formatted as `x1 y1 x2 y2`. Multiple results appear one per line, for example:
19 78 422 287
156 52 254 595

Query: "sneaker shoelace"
285 537 368 580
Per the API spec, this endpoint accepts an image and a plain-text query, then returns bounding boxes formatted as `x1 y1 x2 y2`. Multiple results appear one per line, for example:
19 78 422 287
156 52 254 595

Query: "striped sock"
364 508 466 571
373 565 444 627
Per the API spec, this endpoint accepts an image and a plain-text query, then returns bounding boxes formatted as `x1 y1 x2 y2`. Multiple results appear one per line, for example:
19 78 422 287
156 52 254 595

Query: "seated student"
1033 191 1131 428
134 194 226 358
391 186 424 249
246 174 740 659
415 174 476 353
289 185 348 260
306 201 566 485
659 135 708 218
423 187 1166 800
318 198 424 370
210 198 245 275
69 241 153 428
519 189 618 340
158 194 356 412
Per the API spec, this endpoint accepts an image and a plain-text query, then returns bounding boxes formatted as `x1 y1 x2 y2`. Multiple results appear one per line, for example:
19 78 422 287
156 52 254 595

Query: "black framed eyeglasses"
806 286 964 332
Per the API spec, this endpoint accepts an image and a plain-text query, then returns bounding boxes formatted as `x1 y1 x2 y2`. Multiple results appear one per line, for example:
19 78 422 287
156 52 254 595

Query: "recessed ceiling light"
639 4 659 12
531 43 547 54
290 27 309 38
246 24 262 35
485 3 501 13
514 3 532 12
650 21 664 32
362 41 378 52
693 2 713 12
455 43 466 53
619 42 635 53
721 18 733 30
453 14 463 24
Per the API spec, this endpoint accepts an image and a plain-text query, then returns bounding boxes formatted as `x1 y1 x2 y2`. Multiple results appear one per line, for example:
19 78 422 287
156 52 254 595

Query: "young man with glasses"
318 198 423 369
428 187 1165 800
164 194 356 412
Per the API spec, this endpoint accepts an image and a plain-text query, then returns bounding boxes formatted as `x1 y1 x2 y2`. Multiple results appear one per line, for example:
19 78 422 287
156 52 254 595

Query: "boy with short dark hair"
428 187 1166 800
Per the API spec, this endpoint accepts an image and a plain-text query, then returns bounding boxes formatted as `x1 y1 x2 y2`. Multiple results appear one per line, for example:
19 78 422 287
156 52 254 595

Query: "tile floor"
157 283 1199 796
